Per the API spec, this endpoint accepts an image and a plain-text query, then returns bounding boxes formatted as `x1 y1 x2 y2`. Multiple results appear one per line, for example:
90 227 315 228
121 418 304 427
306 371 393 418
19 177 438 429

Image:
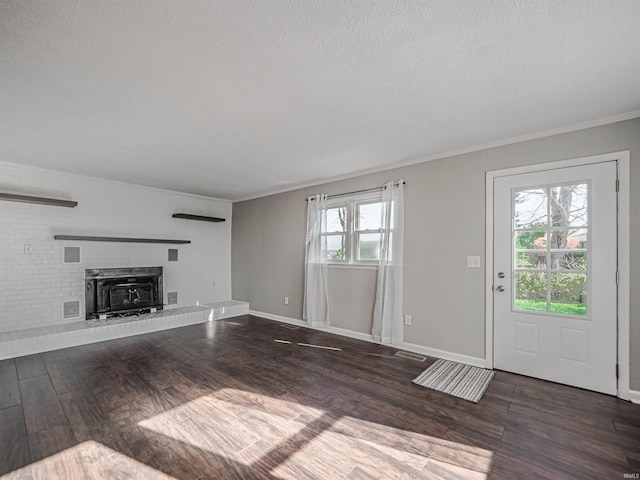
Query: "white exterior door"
493 161 618 395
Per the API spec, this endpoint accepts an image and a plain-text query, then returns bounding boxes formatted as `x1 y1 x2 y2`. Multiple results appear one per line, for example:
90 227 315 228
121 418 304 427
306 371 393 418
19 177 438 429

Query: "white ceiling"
1 1 639 201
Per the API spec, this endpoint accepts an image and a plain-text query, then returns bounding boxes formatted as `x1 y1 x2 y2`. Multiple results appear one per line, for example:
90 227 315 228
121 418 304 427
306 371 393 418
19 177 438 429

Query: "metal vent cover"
167 292 178 305
63 246 81 263
280 324 299 330
63 300 80 318
395 351 427 362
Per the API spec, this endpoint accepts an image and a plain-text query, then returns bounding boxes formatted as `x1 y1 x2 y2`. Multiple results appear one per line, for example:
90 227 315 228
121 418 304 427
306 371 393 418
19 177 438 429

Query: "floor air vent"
280 324 299 330
395 351 427 362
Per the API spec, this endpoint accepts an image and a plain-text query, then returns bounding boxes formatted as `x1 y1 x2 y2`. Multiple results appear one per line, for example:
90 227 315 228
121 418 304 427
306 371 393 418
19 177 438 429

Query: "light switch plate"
467 256 481 268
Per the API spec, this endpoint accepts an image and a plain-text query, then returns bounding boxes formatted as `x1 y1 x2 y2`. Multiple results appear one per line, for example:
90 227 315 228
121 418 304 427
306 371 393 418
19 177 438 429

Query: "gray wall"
232 117 640 389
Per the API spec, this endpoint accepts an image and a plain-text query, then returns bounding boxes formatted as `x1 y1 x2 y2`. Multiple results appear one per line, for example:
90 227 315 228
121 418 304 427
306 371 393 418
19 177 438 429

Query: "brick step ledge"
0 300 249 360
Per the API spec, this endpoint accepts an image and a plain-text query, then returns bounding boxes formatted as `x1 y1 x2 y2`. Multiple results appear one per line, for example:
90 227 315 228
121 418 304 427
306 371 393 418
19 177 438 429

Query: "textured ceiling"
1 1 639 201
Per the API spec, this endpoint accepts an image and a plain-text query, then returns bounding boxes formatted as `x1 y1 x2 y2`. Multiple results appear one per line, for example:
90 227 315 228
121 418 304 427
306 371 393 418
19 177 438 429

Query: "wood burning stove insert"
85 267 163 319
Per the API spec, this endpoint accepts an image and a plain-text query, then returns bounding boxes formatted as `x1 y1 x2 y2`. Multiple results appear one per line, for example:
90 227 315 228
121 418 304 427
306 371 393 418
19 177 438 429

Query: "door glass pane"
512 183 588 316
548 228 587 271
550 273 587 315
515 230 546 249
516 251 546 269
515 230 546 269
550 184 588 227
548 228 587 248
550 251 586 271
514 189 547 229
514 272 547 312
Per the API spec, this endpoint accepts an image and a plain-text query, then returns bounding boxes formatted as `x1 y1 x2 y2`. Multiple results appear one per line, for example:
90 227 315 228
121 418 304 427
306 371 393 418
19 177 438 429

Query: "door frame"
485 151 630 400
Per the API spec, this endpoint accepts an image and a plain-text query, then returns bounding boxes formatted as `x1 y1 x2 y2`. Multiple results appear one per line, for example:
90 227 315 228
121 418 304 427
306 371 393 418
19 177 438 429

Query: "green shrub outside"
515 271 586 304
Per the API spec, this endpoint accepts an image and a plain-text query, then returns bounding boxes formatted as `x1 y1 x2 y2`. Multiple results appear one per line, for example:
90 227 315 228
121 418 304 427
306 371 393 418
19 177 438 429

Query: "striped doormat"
412 359 495 403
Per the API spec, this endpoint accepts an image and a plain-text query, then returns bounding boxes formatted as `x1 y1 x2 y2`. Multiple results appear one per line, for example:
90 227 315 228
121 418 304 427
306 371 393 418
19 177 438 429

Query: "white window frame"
322 191 385 267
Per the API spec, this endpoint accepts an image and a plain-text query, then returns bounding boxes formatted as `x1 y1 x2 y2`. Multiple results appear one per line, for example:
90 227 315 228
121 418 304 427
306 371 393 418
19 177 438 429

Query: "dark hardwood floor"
1 315 638 479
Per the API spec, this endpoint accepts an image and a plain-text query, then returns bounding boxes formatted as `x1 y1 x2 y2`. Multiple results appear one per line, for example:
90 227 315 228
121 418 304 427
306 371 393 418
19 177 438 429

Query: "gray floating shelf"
0 192 77 208
172 213 225 223
54 235 190 244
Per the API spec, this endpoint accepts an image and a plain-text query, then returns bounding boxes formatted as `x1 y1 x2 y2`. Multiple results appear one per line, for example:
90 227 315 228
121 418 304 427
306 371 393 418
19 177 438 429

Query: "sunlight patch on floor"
138 388 493 478
138 388 325 467
6 441 174 479
274 415 493 479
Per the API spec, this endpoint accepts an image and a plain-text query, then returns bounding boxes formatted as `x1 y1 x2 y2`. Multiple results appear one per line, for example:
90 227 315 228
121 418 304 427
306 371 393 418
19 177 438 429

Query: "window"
320 194 390 265
512 182 589 316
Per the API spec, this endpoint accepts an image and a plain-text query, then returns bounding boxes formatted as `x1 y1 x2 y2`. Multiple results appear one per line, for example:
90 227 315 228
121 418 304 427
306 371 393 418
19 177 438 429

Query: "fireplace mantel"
54 235 190 244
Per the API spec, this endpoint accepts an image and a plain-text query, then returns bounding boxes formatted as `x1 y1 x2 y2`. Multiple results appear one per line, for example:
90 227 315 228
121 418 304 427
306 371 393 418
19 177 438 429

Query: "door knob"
496 285 505 292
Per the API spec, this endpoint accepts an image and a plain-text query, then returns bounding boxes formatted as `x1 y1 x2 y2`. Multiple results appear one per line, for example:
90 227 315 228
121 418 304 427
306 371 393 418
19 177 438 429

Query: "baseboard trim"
394 341 486 368
248 310 375 343
249 310 486 368
629 389 640 405
249 310 306 327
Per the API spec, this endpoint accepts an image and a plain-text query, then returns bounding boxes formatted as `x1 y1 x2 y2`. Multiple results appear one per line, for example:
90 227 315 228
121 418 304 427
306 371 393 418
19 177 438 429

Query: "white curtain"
303 194 330 327
372 180 404 344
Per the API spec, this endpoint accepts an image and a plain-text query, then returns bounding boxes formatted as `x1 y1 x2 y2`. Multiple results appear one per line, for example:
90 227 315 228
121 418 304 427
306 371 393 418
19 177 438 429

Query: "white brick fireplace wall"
0 161 232 333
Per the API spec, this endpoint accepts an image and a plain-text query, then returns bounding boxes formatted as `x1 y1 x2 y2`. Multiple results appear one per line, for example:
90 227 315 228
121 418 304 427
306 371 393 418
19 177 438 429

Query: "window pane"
357 202 383 231
514 231 546 269
550 273 587 315
323 234 345 260
516 251 546 269
550 251 586 271
548 228 587 249
550 183 588 227
357 233 381 260
515 230 546 250
324 207 346 233
549 228 587 271
514 188 547 229
514 272 547 312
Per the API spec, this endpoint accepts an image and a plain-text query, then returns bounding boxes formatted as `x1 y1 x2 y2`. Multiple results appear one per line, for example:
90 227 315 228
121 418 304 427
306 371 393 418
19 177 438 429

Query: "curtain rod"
307 181 405 201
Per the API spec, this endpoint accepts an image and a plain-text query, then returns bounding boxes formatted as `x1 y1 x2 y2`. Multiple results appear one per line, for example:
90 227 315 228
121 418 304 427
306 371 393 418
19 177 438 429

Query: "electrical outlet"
284 296 289 305
404 314 412 325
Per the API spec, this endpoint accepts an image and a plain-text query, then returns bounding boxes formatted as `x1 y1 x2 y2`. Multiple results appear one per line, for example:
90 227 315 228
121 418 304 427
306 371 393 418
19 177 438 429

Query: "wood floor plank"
19 375 67 435
506 407 630 464
0 358 16 368
444 425 568 480
0 404 31 475
44 353 85 395
614 418 640 440
58 389 107 439
500 427 631 479
28 422 77 462
485 384 618 432
0 363 21 409
626 449 640 471
15 354 47 380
